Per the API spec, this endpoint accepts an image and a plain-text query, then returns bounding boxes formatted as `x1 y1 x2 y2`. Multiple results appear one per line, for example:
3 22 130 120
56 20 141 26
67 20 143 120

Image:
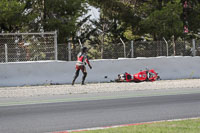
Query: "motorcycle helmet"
81 47 88 53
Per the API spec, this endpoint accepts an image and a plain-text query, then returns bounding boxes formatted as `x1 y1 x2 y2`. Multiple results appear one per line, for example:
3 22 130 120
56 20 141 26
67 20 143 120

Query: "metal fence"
58 39 200 61
1 33 199 63
0 32 57 63
195 40 200 56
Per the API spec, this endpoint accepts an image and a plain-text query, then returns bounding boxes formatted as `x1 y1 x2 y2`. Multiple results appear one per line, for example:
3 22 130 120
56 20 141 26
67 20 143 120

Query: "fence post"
54 31 58 60
172 35 176 56
120 38 126 58
68 39 72 61
163 37 168 56
192 39 196 56
131 40 134 58
5 44 8 62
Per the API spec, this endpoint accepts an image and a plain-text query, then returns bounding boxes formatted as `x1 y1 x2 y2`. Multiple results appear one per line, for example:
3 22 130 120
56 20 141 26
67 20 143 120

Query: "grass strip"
78 118 200 133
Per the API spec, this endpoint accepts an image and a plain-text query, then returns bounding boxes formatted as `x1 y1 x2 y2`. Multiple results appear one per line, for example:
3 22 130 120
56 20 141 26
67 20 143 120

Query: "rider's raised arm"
86 56 92 69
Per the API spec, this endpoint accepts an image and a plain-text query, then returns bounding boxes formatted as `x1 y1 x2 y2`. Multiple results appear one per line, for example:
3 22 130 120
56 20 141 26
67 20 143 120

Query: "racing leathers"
72 52 92 85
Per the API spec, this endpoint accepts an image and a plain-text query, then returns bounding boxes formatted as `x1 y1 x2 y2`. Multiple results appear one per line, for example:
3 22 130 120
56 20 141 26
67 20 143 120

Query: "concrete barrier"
0 56 200 86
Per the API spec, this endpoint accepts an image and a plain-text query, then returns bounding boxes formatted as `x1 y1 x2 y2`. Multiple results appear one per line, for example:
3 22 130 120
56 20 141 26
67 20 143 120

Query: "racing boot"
72 70 79 85
81 72 87 85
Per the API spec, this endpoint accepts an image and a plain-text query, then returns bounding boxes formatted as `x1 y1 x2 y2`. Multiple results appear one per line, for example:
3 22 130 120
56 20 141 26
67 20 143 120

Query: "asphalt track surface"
0 88 200 133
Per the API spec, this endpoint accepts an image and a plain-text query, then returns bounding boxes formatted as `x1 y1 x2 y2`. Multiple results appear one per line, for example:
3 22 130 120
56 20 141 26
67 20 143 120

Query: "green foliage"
90 0 200 41
31 0 88 43
89 0 140 32
1 0 200 60
140 1 183 40
0 0 25 32
0 0 88 43
123 26 141 40
186 1 200 34
79 118 200 133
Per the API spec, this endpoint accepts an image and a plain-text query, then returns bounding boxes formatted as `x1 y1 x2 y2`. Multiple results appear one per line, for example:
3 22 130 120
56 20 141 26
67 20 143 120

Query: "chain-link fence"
58 43 80 61
1 33 198 63
58 39 199 61
0 32 57 63
133 40 190 57
103 40 193 58
195 40 200 56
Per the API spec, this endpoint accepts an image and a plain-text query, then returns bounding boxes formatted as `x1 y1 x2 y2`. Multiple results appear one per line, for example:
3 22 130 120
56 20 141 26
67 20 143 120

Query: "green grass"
79 118 200 133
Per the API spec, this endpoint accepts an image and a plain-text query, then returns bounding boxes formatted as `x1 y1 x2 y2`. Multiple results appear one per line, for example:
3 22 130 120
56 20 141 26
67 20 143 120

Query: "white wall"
0 57 200 86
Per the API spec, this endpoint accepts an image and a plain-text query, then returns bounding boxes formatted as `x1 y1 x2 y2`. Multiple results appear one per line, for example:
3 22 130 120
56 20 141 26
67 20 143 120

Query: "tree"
184 0 200 35
22 0 88 43
83 12 131 59
0 0 89 42
87 0 139 58
0 0 25 32
140 1 183 40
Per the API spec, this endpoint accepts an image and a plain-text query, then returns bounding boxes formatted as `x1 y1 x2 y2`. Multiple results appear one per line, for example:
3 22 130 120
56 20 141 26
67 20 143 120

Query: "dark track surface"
0 92 200 133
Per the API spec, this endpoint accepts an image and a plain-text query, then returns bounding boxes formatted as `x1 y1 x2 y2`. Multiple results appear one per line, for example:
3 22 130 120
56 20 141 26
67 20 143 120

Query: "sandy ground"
0 79 200 98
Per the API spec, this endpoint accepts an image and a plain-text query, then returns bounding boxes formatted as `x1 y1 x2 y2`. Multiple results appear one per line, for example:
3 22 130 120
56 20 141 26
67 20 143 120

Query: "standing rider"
72 47 92 85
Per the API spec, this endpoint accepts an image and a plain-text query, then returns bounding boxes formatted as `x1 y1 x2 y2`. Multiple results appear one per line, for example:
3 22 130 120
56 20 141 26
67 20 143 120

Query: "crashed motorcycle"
115 69 160 82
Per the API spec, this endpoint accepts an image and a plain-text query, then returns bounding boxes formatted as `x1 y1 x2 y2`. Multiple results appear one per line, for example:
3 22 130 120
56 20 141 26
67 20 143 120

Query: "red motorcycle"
115 69 160 82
